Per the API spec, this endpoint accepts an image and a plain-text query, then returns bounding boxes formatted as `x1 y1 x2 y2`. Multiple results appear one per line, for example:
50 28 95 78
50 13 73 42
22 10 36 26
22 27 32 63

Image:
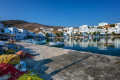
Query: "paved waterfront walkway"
16 42 120 80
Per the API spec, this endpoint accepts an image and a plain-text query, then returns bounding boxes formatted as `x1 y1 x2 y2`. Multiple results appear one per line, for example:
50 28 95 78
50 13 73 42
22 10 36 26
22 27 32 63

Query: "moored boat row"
21 39 65 46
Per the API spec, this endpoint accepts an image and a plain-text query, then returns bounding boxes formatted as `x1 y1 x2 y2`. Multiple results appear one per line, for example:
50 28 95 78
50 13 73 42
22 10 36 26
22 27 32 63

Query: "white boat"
22 39 33 43
49 42 64 46
80 36 84 39
0 41 4 46
32 40 46 44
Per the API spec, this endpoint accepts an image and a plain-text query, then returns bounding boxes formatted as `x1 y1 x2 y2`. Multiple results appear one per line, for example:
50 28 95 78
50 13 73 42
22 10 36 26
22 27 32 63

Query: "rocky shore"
16 42 120 80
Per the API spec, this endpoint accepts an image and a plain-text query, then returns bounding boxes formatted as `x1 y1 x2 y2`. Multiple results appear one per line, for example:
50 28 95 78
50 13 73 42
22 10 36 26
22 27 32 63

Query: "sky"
0 0 120 27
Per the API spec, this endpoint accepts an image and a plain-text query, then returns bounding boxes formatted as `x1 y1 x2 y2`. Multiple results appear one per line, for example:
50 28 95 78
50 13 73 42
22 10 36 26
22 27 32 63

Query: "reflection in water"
49 37 120 57
30 37 120 56
64 37 120 50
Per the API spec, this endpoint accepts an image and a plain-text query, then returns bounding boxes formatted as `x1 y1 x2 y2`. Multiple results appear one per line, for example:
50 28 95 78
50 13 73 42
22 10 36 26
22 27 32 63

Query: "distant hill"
1 20 64 33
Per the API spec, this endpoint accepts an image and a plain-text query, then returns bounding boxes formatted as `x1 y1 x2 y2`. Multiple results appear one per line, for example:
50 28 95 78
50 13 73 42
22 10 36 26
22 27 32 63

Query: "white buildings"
0 20 37 40
63 27 74 36
107 23 120 34
115 23 120 29
79 25 99 35
73 29 79 34
5 27 34 40
66 27 74 36
78 23 120 35
98 22 108 27
40 27 45 30
58 29 63 32
27 31 36 37
63 27 69 31
37 32 45 38
47 32 55 37
43 28 54 32
7 27 23 39
18 29 27 39
79 25 89 33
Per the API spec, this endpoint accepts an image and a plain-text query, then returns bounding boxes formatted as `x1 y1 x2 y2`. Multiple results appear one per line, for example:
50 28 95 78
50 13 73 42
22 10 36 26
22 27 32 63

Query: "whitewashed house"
40 27 44 30
66 27 74 36
18 29 27 39
73 29 79 34
58 29 63 32
115 23 120 29
37 32 45 38
7 27 26 40
47 32 55 37
63 27 74 36
100 28 107 35
79 25 89 33
28 31 36 37
63 27 69 31
113 23 120 34
107 23 120 34
98 22 108 27
43 28 54 32
89 26 98 33
108 27 114 34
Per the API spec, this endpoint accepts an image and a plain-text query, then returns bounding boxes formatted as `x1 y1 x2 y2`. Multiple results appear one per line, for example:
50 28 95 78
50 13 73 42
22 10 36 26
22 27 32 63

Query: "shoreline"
16 42 120 80
48 35 120 39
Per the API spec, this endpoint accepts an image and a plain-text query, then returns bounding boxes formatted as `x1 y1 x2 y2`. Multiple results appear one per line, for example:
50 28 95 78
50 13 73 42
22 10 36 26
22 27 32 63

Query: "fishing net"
16 51 33 59
17 71 43 80
0 63 25 80
4 49 15 55
0 54 20 65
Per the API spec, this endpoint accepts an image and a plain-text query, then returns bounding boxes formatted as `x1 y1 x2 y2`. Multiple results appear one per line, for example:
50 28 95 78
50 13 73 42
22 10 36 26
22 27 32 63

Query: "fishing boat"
0 41 4 46
32 40 46 44
49 42 64 46
80 36 84 39
22 39 33 43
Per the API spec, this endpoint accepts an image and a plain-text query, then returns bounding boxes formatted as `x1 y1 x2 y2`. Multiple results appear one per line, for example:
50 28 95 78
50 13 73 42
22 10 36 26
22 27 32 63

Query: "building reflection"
63 37 120 50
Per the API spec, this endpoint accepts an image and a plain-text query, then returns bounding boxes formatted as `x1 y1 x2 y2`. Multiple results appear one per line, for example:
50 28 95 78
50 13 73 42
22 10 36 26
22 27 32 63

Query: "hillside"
1 20 64 33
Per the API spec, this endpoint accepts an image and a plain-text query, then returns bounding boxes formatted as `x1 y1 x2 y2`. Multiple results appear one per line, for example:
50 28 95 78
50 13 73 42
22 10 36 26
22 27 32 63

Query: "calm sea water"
45 37 120 57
